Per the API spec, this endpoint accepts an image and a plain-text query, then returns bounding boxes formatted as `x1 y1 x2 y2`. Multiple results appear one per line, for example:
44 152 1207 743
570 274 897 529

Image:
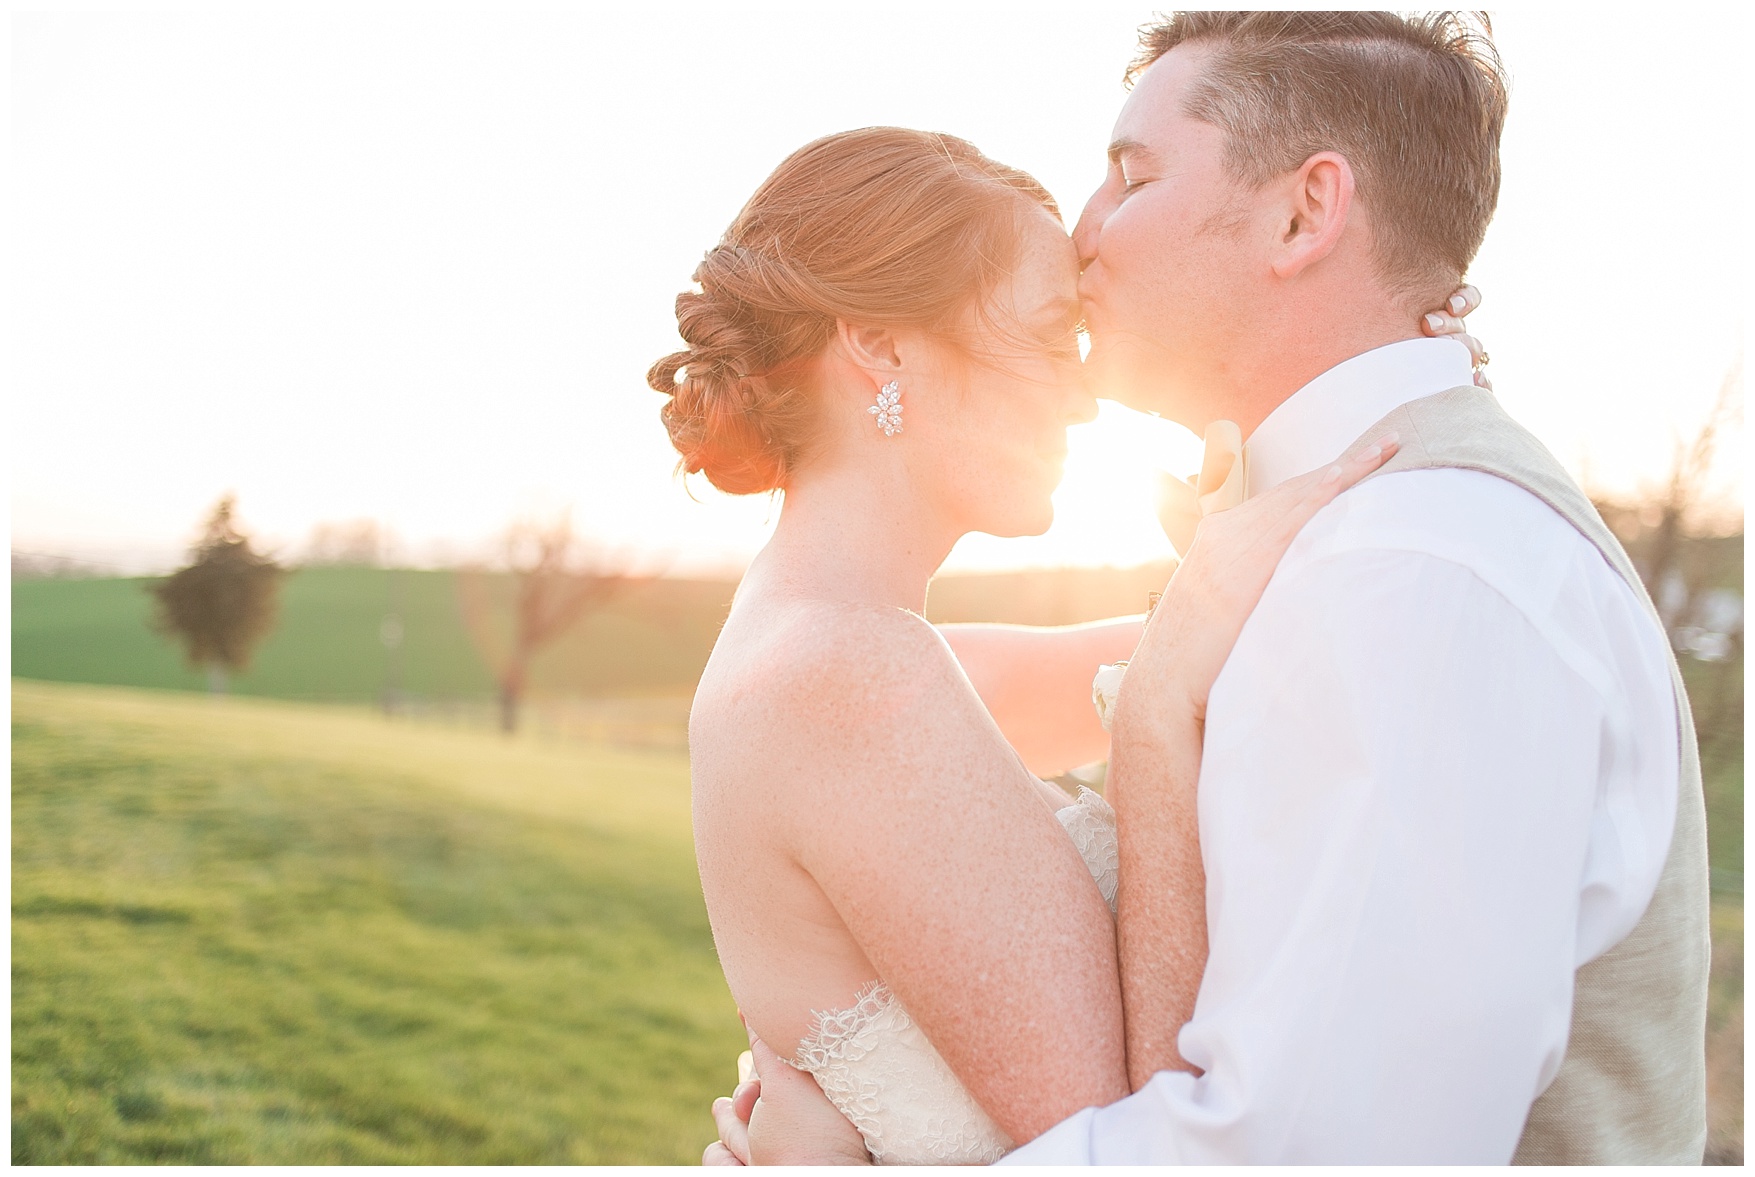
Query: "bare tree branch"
456 513 648 733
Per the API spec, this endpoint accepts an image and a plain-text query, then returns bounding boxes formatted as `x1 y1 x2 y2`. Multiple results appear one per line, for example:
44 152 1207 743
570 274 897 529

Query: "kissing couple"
655 11 1708 1166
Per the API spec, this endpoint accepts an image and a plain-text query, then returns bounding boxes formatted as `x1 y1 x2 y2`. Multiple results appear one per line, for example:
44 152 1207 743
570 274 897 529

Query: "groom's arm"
1008 541 1663 1164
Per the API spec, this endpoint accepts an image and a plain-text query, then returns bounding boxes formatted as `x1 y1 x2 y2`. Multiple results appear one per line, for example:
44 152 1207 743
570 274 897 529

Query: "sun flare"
944 400 1204 572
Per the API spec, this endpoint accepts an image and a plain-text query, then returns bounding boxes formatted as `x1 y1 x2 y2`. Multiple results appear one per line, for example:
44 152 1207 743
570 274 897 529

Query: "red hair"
648 127 1059 495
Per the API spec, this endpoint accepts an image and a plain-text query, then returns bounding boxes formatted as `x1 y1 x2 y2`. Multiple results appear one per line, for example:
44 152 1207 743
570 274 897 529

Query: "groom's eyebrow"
1107 137 1154 165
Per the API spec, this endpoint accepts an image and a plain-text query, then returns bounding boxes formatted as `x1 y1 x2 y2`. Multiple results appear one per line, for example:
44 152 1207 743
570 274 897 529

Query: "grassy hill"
10 569 735 703
11 552 1742 1159
15 563 1740 877
11 680 739 1163
10 675 1743 1161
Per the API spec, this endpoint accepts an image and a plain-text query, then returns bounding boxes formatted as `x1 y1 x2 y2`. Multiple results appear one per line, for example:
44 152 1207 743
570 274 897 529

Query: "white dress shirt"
1004 338 1679 1164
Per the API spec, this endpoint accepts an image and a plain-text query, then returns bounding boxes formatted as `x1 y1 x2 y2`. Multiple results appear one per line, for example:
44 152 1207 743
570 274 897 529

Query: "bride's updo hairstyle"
649 127 1060 495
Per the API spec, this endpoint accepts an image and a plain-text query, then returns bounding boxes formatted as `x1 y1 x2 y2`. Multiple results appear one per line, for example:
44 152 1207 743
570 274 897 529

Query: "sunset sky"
11 6 1746 575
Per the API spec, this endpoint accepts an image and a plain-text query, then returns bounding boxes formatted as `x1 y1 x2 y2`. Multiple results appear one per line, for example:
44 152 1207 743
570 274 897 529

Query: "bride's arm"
1108 438 1400 1089
748 609 1130 1143
938 618 1143 776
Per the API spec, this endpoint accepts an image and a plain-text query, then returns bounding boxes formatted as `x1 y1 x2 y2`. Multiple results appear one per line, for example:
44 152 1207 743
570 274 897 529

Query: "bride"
652 126 1470 1165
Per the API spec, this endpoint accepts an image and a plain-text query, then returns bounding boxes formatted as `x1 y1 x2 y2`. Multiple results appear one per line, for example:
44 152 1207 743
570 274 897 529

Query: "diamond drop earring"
868 380 902 437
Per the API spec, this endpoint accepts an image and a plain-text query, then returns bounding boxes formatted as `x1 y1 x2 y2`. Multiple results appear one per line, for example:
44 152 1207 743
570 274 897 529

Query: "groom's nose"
1072 188 1111 273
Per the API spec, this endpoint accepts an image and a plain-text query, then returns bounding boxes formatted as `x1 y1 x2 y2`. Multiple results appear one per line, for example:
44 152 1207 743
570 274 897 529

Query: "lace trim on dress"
789 978 895 1073
1057 786 1119 913
787 980 895 1161
787 978 1012 1164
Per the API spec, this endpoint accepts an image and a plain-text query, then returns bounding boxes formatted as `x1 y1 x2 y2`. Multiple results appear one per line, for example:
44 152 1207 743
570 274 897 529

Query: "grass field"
13 679 1743 1163
11 680 741 1164
9 569 736 703
11 606 1743 1161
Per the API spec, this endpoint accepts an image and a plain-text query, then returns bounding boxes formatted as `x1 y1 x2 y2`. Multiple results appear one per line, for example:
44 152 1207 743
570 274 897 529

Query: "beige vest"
1341 385 1711 1165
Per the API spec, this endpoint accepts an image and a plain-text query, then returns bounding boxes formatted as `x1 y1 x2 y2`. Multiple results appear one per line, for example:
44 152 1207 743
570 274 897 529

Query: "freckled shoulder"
772 602 966 700
690 600 1007 823
726 602 974 740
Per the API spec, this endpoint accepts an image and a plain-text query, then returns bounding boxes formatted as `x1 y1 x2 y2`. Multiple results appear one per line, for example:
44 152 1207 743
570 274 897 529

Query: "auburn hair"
648 127 1059 495
1130 11 1508 305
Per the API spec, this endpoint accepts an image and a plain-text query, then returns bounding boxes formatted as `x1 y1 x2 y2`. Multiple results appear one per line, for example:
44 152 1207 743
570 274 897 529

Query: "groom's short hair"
1130 11 1508 305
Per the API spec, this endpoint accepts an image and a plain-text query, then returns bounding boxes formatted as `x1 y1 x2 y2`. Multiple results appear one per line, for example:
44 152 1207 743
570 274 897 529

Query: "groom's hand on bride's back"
704 1025 872 1166
704 1076 759 1166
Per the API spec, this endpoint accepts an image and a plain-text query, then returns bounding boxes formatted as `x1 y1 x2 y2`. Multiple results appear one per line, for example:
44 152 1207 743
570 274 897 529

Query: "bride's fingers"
1423 285 1481 336
1280 434 1399 501
1323 435 1400 493
1447 284 1482 317
1453 332 1486 366
1422 310 1467 337
1265 435 1400 539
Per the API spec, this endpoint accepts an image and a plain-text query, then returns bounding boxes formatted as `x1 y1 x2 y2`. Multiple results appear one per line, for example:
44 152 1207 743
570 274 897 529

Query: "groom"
711 12 1708 1164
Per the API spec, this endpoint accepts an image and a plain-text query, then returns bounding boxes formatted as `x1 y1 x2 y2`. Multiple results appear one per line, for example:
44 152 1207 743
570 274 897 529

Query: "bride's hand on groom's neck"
1421 283 1491 389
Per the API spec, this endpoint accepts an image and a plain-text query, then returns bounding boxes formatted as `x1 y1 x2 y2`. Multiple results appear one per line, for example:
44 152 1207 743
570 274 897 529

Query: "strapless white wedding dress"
785 787 1119 1165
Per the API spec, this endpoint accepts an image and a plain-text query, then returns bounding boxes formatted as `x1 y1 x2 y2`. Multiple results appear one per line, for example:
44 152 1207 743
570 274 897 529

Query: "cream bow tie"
1156 420 1245 558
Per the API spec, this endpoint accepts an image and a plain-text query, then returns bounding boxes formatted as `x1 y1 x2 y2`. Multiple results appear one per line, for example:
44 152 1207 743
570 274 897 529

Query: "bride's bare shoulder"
691 599 988 789
704 599 960 716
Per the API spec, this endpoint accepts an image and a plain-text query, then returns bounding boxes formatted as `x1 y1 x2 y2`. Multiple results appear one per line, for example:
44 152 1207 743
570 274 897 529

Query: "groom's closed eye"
1105 136 1150 165
1106 140 1162 197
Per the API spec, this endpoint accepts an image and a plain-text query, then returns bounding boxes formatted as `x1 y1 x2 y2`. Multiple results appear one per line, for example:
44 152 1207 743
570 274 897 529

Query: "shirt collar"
1244 337 1476 498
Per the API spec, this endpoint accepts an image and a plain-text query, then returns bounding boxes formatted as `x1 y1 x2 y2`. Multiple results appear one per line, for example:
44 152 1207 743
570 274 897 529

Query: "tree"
150 495 286 693
456 514 640 734
1589 362 1743 775
302 518 388 567
1594 363 1743 615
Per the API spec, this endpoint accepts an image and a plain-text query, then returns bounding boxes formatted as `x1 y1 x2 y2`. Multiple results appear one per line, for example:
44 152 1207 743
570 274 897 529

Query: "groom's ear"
1269 151 1355 281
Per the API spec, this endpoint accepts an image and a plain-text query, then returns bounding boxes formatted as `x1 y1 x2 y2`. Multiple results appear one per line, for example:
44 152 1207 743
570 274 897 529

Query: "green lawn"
11 680 739 1164
10 571 492 701
9 569 735 704
11 676 1742 1162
